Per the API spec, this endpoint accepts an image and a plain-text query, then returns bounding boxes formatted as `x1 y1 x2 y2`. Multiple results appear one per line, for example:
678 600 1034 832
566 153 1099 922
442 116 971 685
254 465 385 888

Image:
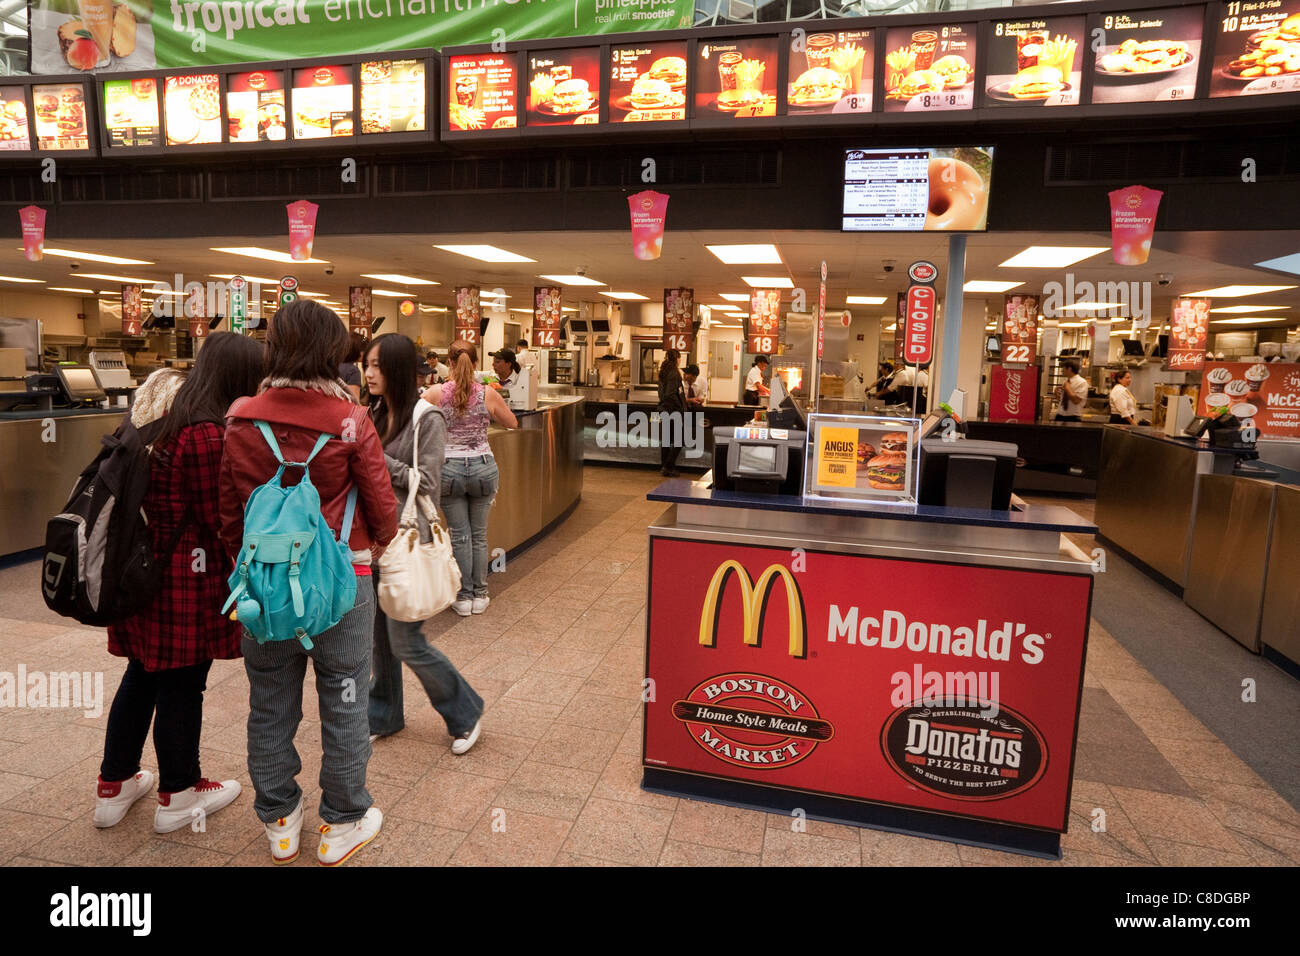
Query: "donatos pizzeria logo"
880 702 1047 801
673 561 833 769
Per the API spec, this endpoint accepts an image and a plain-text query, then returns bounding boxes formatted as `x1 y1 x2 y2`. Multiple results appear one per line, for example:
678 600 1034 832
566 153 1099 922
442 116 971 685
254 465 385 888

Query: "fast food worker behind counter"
743 355 771 406
491 348 521 391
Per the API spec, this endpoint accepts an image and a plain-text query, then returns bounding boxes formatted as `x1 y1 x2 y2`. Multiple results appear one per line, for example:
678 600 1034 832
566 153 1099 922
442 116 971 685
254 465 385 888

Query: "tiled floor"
0 465 1297 867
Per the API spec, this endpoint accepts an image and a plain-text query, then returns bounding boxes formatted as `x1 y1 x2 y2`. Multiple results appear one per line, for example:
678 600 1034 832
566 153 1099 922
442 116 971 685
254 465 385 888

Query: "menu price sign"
696 38 780 119
843 147 993 232
528 47 601 127
1002 294 1040 365
227 70 286 143
360 59 426 133
448 53 519 132
806 413 919 502
1210 1 1300 97
1166 297 1211 371
104 78 160 147
185 283 207 339
121 284 142 337
664 288 694 351
0 87 30 151
986 16 1084 107
610 41 688 123
1089 6 1204 103
533 286 562 348
1199 361 1300 437
292 65 354 139
349 286 373 336
164 74 221 146
32 84 88 151
786 30 874 115
455 285 481 345
883 23 977 112
748 289 780 355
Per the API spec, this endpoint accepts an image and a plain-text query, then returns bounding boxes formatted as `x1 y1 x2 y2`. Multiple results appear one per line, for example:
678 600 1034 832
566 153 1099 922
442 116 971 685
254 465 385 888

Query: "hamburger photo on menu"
610 43 688 122
786 30 873 114
856 430 911 493
528 48 601 126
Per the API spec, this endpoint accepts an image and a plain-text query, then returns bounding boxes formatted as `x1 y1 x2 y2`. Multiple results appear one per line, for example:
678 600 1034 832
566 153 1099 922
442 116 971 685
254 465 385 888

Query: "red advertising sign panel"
527 47 601 127
748 289 780 355
1210 0 1300 98
1108 184 1163 266
349 286 373 336
286 199 318 262
895 292 906 361
664 287 694 352
121 284 142 337
882 22 978 112
1166 296 1210 371
184 283 207 339
19 205 45 262
695 36 780 119
1002 294 1040 366
447 53 519 131
644 538 1092 832
989 363 1040 423
1199 362 1300 438
628 189 669 260
904 284 935 365
455 285 481 346
817 261 827 360
533 286 562 348
610 41 689 123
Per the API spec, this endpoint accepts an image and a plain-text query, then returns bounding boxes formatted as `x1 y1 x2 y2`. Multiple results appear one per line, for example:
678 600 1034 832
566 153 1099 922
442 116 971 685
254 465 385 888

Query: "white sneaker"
153 778 242 834
452 599 473 616
471 596 490 614
317 807 383 866
451 719 483 756
93 771 154 828
264 796 305 865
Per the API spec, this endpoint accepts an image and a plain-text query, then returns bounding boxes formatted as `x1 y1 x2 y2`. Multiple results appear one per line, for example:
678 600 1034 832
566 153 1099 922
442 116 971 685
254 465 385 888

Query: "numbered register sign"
804 414 920 505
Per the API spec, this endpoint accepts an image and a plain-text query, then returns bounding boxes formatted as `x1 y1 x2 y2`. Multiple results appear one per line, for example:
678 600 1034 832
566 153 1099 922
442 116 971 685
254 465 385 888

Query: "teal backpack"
223 421 359 649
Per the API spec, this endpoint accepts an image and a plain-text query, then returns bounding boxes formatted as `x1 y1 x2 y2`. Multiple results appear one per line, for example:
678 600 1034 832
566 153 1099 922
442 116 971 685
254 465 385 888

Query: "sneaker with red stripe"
93 771 154 828
154 777 242 834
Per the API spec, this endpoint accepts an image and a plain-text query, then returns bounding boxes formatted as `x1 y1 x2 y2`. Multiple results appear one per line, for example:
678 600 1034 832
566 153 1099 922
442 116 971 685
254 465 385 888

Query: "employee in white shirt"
683 364 707 405
491 348 521 391
1108 369 1138 425
743 355 770 406
1054 358 1089 422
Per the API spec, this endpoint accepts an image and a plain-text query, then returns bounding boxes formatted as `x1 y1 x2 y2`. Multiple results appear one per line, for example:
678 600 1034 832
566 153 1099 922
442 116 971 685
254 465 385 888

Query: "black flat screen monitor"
56 364 106 403
1120 339 1145 356
590 318 610 333
568 318 590 333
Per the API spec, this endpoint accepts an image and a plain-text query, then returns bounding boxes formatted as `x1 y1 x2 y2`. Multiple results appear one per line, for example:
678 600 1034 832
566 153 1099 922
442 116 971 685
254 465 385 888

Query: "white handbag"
377 403 462 621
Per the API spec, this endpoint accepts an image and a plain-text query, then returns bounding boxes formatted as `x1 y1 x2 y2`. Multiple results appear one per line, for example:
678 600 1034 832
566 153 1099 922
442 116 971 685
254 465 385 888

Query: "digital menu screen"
291 65 354 139
883 23 977 112
843 147 994 232
985 16 1085 107
104 78 160 147
1210 0 1300 97
786 29 874 115
447 53 519 131
360 59 426 133
227 70 286 143
609 41 688 123
1089 6 1204 103
696 37 780 119
164 74 221 146
32 83 88 150
0 86 31 151
527 47 600 126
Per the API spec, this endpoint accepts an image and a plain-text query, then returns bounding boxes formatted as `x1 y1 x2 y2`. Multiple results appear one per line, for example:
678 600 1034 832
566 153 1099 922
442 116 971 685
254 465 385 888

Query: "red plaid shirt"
107 422 241 671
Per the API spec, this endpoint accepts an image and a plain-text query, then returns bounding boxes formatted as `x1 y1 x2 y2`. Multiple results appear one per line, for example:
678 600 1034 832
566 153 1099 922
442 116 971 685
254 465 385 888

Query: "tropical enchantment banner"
30 0 695 74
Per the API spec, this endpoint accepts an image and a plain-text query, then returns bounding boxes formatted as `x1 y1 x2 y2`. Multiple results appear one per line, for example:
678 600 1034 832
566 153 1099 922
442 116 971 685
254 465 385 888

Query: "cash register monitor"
918 438 1018 510
714 427 807 495
56 364 106 404
766 374 808 431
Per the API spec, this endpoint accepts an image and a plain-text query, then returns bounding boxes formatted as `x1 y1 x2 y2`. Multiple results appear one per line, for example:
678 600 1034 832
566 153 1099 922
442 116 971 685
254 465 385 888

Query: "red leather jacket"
219 388 397 559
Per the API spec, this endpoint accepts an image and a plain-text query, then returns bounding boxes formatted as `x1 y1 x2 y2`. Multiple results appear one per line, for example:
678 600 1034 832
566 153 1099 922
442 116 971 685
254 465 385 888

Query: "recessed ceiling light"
49 286 96 294
601 291 648 300
963 280 1024 293
75 273 158 283
846 295 888 305
1209 305 1289 313
998 246 1109 268
706 244 782 265
1057 322 1087 328
39 248 154 265
1211 317 1292 325
209 273 283 286
1183 284 1297 297
718 293 750 302
361 273 439 285
538 274 605 286
562 307 577 312
741 276 794 289
420 306 448 313
434 244 536 263
210 246 327 264
0 275 45 283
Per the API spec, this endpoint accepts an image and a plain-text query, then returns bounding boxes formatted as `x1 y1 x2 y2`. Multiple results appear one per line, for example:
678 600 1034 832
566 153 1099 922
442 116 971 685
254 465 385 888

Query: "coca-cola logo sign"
1004 370 1022 415
880 701 1048 801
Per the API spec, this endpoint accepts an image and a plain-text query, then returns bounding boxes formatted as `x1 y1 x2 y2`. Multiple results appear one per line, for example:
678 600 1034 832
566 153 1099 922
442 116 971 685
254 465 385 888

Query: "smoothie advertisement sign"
30 0 695 74
643 538 1093 832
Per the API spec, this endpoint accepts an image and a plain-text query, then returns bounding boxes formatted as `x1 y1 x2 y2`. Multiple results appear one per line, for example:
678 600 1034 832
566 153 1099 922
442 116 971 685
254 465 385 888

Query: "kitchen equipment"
1164 394 1195 437
89 349 132 388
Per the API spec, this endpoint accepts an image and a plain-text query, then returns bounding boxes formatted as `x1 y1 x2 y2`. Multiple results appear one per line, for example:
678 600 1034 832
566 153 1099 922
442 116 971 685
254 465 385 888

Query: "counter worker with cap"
1054 358 1089 422
491 348 521 393
743 355 770 406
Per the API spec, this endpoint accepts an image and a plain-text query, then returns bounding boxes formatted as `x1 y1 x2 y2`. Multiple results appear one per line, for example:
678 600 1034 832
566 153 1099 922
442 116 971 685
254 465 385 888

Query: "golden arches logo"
698 561 807 658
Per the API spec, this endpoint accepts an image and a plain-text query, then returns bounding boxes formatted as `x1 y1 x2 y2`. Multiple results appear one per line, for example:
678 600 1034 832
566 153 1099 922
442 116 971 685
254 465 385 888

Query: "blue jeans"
440 454 498 601
242 578 374 825
369 586 484 738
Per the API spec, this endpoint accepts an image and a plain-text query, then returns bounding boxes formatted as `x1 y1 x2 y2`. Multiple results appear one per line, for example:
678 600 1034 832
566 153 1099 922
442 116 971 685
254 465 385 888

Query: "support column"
937 234 967 412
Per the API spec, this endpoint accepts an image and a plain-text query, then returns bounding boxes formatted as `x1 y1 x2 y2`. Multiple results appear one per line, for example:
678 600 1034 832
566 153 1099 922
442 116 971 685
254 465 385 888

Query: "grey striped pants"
242 578 375 825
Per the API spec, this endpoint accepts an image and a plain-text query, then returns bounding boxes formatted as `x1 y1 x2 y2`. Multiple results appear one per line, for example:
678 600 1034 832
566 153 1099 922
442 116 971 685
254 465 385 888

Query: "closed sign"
905 285 935 365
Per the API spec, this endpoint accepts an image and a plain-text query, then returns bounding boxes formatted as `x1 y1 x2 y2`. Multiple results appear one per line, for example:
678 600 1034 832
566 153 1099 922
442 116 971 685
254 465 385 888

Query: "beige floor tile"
659 840 761 866
0 770 53 807
449 809 572 866
120 839 231 866
461 651 538 683
1144 837 1254 866
0 808 71 863
1061 779 1156 863
1226 826 1300 865
25 814 155 866
668 799 766 854
7 856 70 866
551 626 625 654
957 844 1058 866
1149 738 1268 789
764 812 863 843
1182 775 1300 839
528 722 620 772
480 698 563 740
366 734 445 787
531 645 605 678
503 671 586 708
1110 785 1245 853
581 663 644 700
552 850 630 866
761 828 862 866
590 752 677 811
563 797 674 865
858 827 963 865
554 693 640 735
339 816 466 867
390 770 502 831
1126 710 1219 743
431 732 535 781
0 724 103 778
482 634 557 659
494 760 599 821
618 714 644 755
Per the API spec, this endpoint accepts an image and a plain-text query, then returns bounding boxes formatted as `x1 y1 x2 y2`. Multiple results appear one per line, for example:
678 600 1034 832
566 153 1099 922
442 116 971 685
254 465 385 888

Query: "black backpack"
41 416 185 626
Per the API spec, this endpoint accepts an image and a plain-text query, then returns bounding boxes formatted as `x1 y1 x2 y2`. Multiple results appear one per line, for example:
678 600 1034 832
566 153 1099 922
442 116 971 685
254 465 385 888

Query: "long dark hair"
266 299 349 383
366 333 420 446
153 332 265 445
659 348 681 386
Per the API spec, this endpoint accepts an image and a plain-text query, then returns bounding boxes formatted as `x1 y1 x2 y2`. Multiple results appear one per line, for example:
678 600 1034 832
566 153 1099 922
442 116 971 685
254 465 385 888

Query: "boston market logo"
880 701 1047 801
674 672 833 769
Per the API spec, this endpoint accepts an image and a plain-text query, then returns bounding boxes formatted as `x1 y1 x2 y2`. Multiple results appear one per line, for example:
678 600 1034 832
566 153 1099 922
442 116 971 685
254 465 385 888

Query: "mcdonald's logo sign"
698 560 807 658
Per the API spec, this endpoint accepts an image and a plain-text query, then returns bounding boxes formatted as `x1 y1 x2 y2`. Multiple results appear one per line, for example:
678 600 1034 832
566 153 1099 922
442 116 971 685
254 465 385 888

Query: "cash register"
713 378 807 495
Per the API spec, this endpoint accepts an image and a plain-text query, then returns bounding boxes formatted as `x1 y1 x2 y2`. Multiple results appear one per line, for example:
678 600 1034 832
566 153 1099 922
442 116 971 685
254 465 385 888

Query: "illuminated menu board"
1088 6 1204 103
360 59 426 133
985 16 1084 107
227 70 286 142
696 37 780 119
1210 0 1300 97
164 74 221 145
292 65 354 138
104 78 160 147
843 147 994 232
786 30 874 115
447 53 519 131
609 41 687 123
883 22 977 112
0 86 31 151
528 47 600 127
32 84 88 150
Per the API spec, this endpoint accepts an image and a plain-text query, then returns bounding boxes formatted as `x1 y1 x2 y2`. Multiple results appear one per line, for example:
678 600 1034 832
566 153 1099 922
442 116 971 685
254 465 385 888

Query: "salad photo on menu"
985 15 1084 106
527 46 601 127
1210 1 1300 96
883 22 977 112
609 41 688 123
1089 5 1204 103
785 29 874 114
696 37 779 118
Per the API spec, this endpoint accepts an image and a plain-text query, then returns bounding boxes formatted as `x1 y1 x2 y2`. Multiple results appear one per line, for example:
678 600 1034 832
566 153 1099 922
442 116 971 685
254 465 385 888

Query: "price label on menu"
902 89 974 110
1209 0 1300 97
882 22 977 113
843 150 929 230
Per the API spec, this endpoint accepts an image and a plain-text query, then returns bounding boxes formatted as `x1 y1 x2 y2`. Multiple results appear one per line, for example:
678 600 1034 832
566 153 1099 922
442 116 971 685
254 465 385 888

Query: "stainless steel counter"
1262 484 1300 669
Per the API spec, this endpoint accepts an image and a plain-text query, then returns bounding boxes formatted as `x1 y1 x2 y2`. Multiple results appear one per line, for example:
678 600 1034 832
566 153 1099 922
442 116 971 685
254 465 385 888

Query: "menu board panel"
533 286 563 348
447 53 519 131
843 147 994 232
164 74 221 146
360 59 427 133
227 70 286 143
0 86 31 151
786 29 874 115
609 41 688 123
882 23 977 112
664 288 694 352
32 83 88 150
1002 294 1041 365
291 65 354 139
1089 6 1204 103
1167 297 1211 371
696 37 780 119
527 47 600 127
986 16 1085 107
1210 1 1300 96
104 78 160 148
748 289 781 355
